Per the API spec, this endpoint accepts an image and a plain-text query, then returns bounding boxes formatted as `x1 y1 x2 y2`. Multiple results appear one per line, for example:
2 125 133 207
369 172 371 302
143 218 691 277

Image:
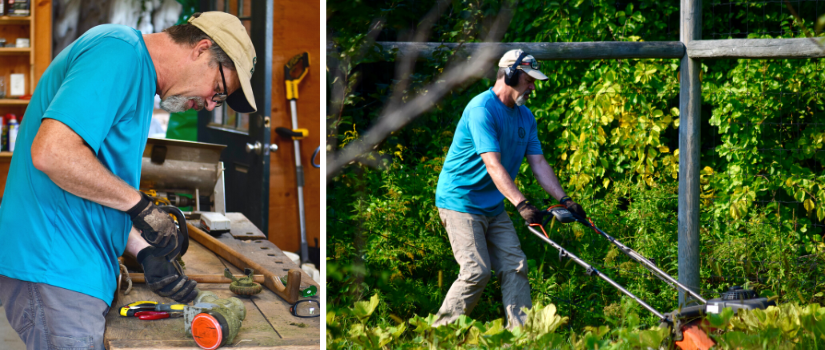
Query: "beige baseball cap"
498 49 548 81
188 12 257 113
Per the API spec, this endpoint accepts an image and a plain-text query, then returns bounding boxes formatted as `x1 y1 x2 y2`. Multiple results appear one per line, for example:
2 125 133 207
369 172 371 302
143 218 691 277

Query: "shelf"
0 16 31 25
0 47 31 55
0 152 12 159
0 99 29 105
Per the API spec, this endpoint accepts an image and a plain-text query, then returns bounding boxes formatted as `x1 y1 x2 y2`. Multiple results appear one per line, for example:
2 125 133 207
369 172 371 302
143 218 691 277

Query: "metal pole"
679 0 702 307
591 226 707 304
290 99 309 264
527 227 667 320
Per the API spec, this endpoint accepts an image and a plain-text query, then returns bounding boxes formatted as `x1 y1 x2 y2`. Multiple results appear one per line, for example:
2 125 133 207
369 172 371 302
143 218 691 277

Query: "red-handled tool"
136 311 170 320
135 311 182 320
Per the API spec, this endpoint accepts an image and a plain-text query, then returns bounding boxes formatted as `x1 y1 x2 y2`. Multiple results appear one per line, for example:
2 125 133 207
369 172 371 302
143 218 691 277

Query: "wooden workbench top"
104 229 320 349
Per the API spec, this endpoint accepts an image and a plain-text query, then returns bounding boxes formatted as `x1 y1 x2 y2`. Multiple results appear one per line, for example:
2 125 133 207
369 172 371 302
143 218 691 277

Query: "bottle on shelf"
0 116 5 152
1 115 9 152
7 114 18 152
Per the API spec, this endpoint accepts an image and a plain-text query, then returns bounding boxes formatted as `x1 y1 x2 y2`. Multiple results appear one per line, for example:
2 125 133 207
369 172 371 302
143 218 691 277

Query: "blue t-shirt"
0 24 156 306
435 88 543 216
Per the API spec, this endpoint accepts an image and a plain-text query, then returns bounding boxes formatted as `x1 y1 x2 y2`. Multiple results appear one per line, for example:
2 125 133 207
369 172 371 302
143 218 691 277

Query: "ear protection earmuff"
504 51 529 87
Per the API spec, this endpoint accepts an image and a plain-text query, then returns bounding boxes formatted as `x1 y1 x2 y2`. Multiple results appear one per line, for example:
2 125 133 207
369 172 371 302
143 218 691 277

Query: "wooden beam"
372 41 685 60
678 0 702 307
688 38 825 59
187 223 303 304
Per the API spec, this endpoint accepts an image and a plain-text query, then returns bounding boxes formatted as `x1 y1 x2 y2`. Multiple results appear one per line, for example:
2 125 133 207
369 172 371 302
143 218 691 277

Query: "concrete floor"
0 302 26 350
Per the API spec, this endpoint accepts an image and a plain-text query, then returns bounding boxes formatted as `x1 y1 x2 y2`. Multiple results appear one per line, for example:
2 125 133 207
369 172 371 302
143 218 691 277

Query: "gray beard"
160 95 205 113
515 94 527 106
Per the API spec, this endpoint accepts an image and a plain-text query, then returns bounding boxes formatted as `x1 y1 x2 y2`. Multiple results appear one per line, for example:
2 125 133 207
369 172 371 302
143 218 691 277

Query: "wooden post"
679 0 702 306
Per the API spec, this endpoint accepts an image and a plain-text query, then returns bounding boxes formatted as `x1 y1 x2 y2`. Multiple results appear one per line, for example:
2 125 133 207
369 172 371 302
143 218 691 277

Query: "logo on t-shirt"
518 127 525 139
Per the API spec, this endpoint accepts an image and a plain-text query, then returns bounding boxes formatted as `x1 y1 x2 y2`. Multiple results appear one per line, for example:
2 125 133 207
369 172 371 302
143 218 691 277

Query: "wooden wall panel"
0 155 10 198
268 0 320 257
34 0 52 84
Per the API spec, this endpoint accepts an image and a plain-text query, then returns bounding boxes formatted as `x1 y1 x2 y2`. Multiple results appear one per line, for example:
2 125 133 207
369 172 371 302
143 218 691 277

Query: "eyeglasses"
212 64 228 107
290 300 320 318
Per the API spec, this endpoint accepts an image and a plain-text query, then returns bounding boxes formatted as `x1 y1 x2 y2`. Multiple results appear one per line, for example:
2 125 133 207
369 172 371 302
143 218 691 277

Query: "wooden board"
212 233 318 291
106 237 319 349
226 212 268 240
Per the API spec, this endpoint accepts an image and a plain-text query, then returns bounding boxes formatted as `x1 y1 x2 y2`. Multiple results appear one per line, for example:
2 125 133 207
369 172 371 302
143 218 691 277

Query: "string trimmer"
527 205 775 349
280 52 311 264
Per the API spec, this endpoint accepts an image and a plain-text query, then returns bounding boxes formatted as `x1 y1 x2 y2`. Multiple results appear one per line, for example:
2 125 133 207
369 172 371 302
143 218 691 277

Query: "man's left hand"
561 197 587 219
137 246 199 304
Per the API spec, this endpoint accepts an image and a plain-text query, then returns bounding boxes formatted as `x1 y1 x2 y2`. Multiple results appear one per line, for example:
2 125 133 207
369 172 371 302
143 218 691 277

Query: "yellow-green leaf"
671 107 680 116
352 293 380 322
804 199 815 212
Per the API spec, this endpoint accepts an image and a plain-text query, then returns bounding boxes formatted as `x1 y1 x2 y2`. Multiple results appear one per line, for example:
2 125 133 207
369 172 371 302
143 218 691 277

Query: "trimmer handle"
158 205 189 259
541 206 578 226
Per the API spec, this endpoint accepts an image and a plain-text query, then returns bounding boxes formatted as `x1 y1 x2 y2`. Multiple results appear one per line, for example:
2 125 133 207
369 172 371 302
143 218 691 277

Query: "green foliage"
327 292 671 350
328 294 825 349
707 303 825 349
327 0 825 346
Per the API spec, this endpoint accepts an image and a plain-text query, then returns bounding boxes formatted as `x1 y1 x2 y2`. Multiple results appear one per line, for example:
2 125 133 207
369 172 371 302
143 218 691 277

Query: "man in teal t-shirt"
0 12 258 349
434 50 588 329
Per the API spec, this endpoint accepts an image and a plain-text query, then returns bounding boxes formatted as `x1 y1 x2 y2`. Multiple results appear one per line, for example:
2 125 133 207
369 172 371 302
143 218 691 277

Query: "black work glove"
560 196 587 220
516 200 544 225
137 246 199 304
127 192 181 259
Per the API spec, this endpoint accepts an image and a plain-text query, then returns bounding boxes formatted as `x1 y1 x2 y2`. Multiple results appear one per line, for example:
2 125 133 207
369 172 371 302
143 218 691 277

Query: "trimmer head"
671 286 775 319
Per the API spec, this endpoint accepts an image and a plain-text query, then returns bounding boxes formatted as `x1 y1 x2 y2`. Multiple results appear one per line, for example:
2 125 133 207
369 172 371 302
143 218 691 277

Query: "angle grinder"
184 291 246 350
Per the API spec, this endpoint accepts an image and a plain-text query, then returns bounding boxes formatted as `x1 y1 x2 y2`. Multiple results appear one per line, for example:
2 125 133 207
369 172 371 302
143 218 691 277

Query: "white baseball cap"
498 49 548 81
188 11 257 113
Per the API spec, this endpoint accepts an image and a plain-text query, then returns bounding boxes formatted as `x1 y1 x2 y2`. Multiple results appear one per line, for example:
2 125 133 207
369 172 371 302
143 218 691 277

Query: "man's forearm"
535 167 566 201
527 154 567 202
125 226 150 258
31 119 141 212
481 152 526 205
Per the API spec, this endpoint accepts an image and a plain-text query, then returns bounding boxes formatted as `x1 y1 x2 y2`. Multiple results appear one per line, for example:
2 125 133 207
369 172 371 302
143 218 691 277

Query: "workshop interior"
0 0 321 348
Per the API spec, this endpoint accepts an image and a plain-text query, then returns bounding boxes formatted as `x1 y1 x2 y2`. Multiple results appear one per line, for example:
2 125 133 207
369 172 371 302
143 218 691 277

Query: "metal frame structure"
372 0 825 304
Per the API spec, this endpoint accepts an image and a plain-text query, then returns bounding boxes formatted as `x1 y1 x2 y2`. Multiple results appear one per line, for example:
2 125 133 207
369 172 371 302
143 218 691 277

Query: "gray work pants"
434 208 532 329
0 274 109 350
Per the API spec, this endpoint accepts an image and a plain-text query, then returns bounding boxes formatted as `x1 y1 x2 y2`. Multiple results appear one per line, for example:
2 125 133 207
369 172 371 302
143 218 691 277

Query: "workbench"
104 214 320 349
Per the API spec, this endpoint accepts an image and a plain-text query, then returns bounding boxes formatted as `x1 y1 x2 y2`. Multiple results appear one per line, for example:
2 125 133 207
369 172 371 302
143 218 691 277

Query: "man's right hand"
137 246 199 303
127 192 181 258
516 200 544 225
